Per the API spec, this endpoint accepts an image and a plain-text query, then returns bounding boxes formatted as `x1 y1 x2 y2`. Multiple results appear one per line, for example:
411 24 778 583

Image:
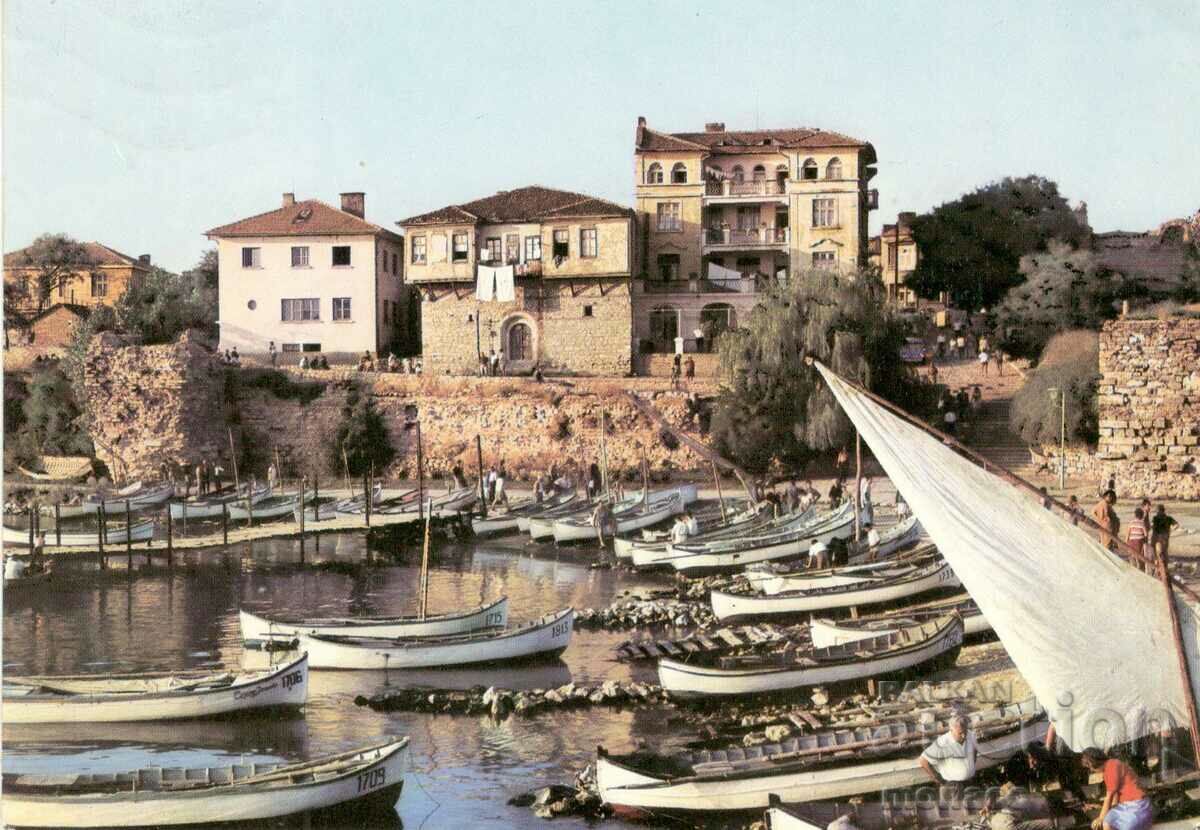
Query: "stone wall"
636 352 722 378
1061 318 1200 499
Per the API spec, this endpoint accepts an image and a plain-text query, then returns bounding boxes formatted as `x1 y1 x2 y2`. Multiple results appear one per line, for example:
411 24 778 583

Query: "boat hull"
239 597 509 640
1 738 408 828
227 494 301 521
2 655 308 724
168 486 271 520
669 514 855 578
4 520 156 547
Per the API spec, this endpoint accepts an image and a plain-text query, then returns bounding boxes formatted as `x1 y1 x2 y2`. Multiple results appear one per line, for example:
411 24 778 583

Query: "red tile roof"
205 199 402 241
400 186 633 226
4 241 149 269
637 120 875 162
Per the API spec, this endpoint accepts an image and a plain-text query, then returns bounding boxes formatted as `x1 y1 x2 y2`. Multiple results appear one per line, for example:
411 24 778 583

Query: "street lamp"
1047 387 1066 489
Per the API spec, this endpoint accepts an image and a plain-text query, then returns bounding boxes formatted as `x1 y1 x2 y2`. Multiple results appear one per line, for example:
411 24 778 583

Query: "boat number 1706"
282 670 304 690
357 768 386 793
551 621 571 638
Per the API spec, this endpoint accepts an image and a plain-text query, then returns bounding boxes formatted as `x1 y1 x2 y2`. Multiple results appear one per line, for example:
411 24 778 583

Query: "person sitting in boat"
1080 747 1153 830
669 515 690 545
919 714 977 799
451 463 468 491
684 511 699 537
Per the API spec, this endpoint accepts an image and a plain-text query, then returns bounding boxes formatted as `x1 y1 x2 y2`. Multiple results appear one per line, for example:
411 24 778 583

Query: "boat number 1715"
357 768 386 793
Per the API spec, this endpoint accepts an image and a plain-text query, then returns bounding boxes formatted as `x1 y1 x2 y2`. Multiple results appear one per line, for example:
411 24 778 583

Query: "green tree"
907 176 1090 311
993 240 1125 359
331 387 395 477
115 265 217 344
13 365 94 465
711 269 928 473
3 233 101 346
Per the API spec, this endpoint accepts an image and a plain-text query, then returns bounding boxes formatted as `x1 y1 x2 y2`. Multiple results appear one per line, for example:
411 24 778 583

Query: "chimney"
282 192 296 208
340 192 365 218
138 254 151 266
705 122 726 133
637 116 646 127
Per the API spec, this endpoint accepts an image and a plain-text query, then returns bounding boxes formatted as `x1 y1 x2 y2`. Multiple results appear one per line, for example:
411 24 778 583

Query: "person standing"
1093 490 1119 551
1151 505 1179 559
1080 748 1152 830
943 408 958 436
588 463 603 500
1126 508 1148 560
919 714 978 799
196 460 206 496
828 477 844 507
268 341 277 368
807 538 830 570
452 463 468 491
859 476 874 528
996 351 1005 376
979 349 990 376
493 461 508 506
669 515 689 546
1068 495 1083 525
267 462 278 490
684 356 695 382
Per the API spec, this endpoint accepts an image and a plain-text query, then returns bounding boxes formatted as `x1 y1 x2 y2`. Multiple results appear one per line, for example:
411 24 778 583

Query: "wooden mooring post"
475 434 487 520
166 505 174 567
364 474 372 528
27 505 35 551
54 504 62 547
98 502 107 568
299 477 306 561
416 421 425 523
125 499 133 569
222 503 229 546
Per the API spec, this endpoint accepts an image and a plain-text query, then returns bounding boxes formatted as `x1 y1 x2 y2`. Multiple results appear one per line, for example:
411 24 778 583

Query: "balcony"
703 226 789 252
704 179 788 201
639 275 764 295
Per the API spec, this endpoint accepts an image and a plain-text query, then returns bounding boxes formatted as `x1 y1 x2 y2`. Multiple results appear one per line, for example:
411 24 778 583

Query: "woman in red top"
1080 748 1152 830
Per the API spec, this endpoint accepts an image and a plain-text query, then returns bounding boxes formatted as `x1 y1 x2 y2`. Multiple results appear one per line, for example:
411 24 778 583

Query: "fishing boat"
432 486 479 515
595 696 1046 815
239 596 509 641
845 515 923 564
85 481 176 512
810 596 989 648
2 519 156 547
2 654 308 724
371 488 421 514
290 607 575 670
473 491 576 536
763 792 1059 830
551 485 699 544
629 507 813 570
167 483 272 520
294 497 338 523
613 500 758 561
528 494 627 541
519 493 591 534
656 614 963 699
711 558 960 622
663 501 856 578
227 492 306 521
1 736 409 828
334 482 384 515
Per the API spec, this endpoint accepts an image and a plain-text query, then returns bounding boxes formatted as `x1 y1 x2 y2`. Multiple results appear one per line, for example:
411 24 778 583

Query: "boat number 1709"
357 767 386 793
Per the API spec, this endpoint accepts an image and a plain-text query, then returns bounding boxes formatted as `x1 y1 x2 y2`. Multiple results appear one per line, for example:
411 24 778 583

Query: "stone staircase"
965 398 1042 481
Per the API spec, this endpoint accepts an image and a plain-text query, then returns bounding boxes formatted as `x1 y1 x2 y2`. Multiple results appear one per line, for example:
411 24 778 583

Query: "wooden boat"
85 481 176 511
2 654 308 724
664 502 857 578
519 494 592 534
294 497 338 523
810 596 989 648
292 607 575 670
656 614 963 699
629 507 812 570
168 484 272 520
432 486 479 515
473 491 576 536
845 515 923 564
1 736 409 828
334 482 384 515
596 696 1045 815
613 500 757 560
371 488 421 514
551 485 699 543
2 519 156 547
712 559 960 622
764 792 1059 830
527 494 629 541
227 492 306 521
239 596 509 641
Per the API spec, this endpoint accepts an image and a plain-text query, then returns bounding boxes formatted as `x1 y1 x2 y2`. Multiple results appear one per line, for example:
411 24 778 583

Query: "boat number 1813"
551 621 571 638
357 767 386 793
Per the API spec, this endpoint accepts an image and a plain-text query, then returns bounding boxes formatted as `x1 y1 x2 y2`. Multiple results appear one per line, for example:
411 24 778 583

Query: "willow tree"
711 269 925 473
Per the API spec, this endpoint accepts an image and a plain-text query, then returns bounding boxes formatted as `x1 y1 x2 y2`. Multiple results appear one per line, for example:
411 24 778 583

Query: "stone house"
206 192 410 358
632 117 878 354
869 211 919 306
398 186 637 376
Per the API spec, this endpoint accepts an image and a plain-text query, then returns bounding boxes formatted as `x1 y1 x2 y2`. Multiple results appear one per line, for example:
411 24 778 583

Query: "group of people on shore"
937 385 984 437
669 353 696 389
1089 480 1179 562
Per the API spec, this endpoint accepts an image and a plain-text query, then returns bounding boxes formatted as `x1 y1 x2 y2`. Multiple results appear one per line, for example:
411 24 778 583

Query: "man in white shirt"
669 516 690 545
808 539 830 570
919 714 977 796
684 512 700 537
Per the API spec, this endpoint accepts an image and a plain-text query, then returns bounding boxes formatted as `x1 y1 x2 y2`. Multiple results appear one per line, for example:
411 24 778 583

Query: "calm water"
2 533 690 829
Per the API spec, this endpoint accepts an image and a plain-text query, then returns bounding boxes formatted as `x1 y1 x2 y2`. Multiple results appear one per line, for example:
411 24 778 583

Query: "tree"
3 233 101 346
993 240 1126 359
1009 330 1100 446
185 248 219 295
711 269 929 473
115 265 217 344
331 387 395 477
12 365 94 466
907 176 1090 311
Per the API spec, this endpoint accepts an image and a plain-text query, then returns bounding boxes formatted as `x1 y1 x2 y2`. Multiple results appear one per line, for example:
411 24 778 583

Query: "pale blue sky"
4 0 1198 272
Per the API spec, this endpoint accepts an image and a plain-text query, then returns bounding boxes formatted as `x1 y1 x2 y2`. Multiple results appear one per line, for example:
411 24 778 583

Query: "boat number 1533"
357 767 386 793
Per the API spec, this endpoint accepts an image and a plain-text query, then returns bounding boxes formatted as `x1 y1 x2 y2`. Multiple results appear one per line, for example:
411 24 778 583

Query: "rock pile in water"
355 680 669 719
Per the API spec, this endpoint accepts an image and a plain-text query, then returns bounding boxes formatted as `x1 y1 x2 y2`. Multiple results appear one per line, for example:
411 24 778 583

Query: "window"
657 254 681 282
731 165 745 183
583 305 594 317
648 305 679 346
452 233 469 262
801 158 818 180
671 163 687 184
332 246 351 266
282 343 301 353
737 206 759 231
656 202 681 232
484 237 502 262
826 157 843 179
88 272 106 297
332 297 352 321
242 247 261 268
813 198 837 227
552 229 569 259
646 163 663 184
382 300 390 324
281 298 320 321
580 228 598 258
505 234 520 264
291 246 309 267
302 343 321 352
735 257 762 277
391 252 398 275
813 251 837 269
412 236 427 264
525 234 542 261
752 164 766 182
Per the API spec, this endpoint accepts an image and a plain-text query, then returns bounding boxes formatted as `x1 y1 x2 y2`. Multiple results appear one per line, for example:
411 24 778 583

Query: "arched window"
648 305 679 349
646 163 663 184
700 303 736 351
507 321 532 361
775 164 789 192
752 164 766 182
801 158 818 180
671 163 687 184
826 157 843 179
731 165 745 183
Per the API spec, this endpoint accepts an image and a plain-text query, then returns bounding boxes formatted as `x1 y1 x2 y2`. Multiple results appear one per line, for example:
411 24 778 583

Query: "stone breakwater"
356 680 669 719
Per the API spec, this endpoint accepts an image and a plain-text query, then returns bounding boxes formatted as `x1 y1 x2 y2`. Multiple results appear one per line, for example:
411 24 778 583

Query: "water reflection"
3 530 678 828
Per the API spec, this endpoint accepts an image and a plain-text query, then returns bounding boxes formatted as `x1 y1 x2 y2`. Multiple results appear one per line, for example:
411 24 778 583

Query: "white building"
206 192 408 357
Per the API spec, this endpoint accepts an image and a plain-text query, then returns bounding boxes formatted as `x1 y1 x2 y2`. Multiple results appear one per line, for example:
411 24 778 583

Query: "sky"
3 0 1198 273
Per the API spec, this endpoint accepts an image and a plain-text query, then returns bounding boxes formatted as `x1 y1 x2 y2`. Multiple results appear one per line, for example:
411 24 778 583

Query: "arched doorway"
507 321 532 361
499 314 539 374
699 303 735 352
648 305 679 352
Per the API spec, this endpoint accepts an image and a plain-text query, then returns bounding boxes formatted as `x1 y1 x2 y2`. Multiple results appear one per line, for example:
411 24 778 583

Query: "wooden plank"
717 629 744 648
661 641 682 656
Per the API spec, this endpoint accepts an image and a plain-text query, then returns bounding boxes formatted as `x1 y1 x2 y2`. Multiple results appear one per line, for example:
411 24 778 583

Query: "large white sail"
817 363 1200 750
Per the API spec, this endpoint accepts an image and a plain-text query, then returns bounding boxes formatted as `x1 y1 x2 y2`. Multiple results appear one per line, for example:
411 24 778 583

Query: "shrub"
239 369 326 404
330 389 396 476
1009 330 1100 446
659 428 680 451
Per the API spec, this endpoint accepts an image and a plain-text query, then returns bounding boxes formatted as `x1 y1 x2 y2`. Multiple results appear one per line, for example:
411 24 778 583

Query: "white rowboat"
168 484 271 520
2 654 308 724
2 519 156 547
293 607 575 670
473 491 576 536
227 493 305 521
1 736 409 828
810 597 989 648
551 485 698 543
239 596 509 640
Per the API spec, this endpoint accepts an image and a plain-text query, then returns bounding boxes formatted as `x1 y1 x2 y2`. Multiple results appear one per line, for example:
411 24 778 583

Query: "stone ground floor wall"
419 278 632 376
636 352 721 378
631 285 761 354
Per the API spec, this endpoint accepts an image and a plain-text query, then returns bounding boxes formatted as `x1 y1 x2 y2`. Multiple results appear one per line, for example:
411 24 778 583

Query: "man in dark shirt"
1151 505 1179 558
